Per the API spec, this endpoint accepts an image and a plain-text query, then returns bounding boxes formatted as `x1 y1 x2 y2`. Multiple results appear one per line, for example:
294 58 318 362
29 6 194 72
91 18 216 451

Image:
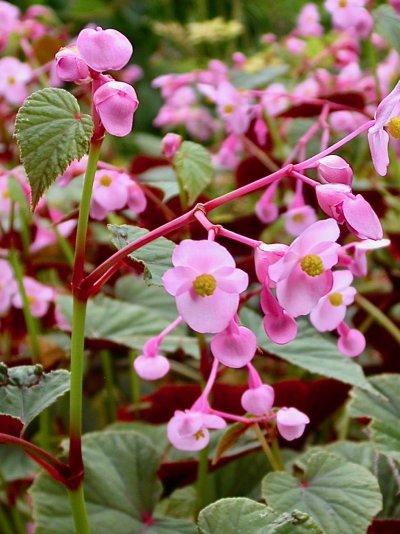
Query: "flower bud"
241 385 275 416
276 407 309 441
93 81 139 137
317 155 353 186
161 133 182 159
337 323 366 358
76 26 133 72
134 353 170 380
55 46 90 83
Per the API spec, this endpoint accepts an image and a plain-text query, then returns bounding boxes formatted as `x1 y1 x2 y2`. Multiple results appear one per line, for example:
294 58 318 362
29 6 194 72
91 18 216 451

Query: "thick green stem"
356 294 400 345
252 423 281 471
67 486 91 534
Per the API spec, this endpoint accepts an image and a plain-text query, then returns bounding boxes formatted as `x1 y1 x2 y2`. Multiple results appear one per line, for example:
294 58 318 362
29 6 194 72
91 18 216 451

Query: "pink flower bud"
210 317 257 368
241 385 275 416
134 354 170 381
317 155 353 185
276 407 310 441
337 322 366 357
76 27 133 72
93 81 139 137
161 133 182 159
55 46 90 82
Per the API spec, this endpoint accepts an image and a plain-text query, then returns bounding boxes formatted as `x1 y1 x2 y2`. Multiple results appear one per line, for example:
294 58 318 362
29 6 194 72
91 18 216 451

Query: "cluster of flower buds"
55 27 139 137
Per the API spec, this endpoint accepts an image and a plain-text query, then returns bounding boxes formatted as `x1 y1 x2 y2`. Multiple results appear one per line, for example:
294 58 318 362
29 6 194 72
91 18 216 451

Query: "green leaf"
108 224 174 286
198 498 323 534
57 294 199 356
373 6 400 53
230 65 289 90
348 374 400 462
174 141 213 205
240 309 373 391
138 165 179 201
262 452 382 534
31 431 196 534
0 446 36 482
0 365 70 433
14 88 93 208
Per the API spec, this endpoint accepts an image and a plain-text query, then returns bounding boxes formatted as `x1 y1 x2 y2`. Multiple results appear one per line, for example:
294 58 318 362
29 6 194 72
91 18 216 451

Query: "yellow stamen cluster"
292 213 305 223
193 274 217 297
99 175 112 187
386 117 400 139
300 254 324 277
338 0 348 7
329 292 343 306
223 104 234 113
194 429 205 440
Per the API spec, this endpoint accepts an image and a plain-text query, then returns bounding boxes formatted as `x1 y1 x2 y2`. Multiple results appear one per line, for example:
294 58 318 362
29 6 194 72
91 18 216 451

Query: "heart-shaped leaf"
174 141 213 205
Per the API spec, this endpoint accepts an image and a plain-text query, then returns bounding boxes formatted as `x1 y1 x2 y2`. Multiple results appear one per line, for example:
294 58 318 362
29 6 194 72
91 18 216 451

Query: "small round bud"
55 46 90 83
93 81 139 137
161 133 182 159
276 407 309 441
241 385 275 416
76 27 133 72
318 155 353 186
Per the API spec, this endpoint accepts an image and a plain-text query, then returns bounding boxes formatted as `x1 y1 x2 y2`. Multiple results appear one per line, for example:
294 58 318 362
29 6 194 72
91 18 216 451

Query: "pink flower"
337 322 365 357
255 184 279 224
0 57 32 105
162 240 248 334
76 27 132 72
283 205 317 237
317 155 353 186
339 238 390 277
0 260 15 316
296 3 323 37
55 45 90 83
276 407 310 441
241 364 275 416
161 133 182 159
134 338 170 381
90 170 129 220
261 287 298 344
58 156 88 187
368 80 400 176
269 219 341 317
316 184 383 240
167 403 226 451
126 181 146 215
93 81 139 137
255 243 288 286
211 316 257 368
310 270 356 332
12 277 54 318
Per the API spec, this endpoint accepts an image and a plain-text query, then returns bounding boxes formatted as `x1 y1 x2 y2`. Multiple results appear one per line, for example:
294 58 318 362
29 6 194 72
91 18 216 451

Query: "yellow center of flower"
2 190 9 199
99 175 112 187
338 0 348 7
386 117 400 139
28 295 36 306
223 104 234 113
329 292 343 306
292 213 305 223
194 429 205 440
193 274 217 297
300 254 324 277
8 77 15 85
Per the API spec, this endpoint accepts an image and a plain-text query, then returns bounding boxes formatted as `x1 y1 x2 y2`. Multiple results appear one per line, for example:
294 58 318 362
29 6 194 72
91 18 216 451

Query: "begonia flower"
368 80 400 176
167 400 226 451
76 27 133 72
283 205 317 237
241 364 275 416
161 133 182 159
0 57 32 105
255 184 279 224
255 242 288 286
296 3 323 36
338 238 390 276
337 322 365 357
162 240 248 334
269 219 341 317
211 315 257 368
317 155 353 186
0 260 15 316
55 46 90 83
93 81 139 137
12 277 54 318
261 287 298 344
310 270 356 332
134 338 170 381
90 170 129 220
316 183 383 240
276 407 310 441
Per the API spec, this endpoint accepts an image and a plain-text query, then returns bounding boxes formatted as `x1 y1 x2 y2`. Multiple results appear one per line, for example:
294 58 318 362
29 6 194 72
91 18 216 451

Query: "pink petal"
162 266 196 296
167 414 210 451
337 328 366 357
76 27 133 72
172 240 235 270
241 385 275 415
213 266 248 293
134 354 170 381
368 129 389 177
93 181 128 210
211 324 257 368
310 297 346 332
276 407 310 441
261 288 298 344
94 81 139 137
201 414 226 430
343 195 383 240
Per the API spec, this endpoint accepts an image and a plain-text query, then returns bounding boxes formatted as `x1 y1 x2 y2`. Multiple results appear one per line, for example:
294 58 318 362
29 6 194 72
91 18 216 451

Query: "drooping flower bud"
55 46 90 83
210 316 257 368
276 407 310 441
337 322 366 357
76 27 133 72
93 81 139 137
161 133 182 159
241 385 275 416
317 155 353 186
133 338 170 381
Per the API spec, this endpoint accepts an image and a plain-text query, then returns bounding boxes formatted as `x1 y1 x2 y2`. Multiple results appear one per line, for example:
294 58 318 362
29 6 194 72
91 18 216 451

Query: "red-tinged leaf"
212 422 248 465
130 155 166 175
0 414 23 437
280 92 366 118
368 520 400 534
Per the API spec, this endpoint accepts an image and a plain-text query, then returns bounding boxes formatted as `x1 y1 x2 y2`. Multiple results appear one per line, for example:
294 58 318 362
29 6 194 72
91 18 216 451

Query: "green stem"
8 248 40 362
100 350 116 423
54 225 75 268
0 505 13 534
67 486 91 534
10 506 25 534
196 445 209 515
129 351 141 419
356 294 400 345
252 424 281 471
270 434 285 471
